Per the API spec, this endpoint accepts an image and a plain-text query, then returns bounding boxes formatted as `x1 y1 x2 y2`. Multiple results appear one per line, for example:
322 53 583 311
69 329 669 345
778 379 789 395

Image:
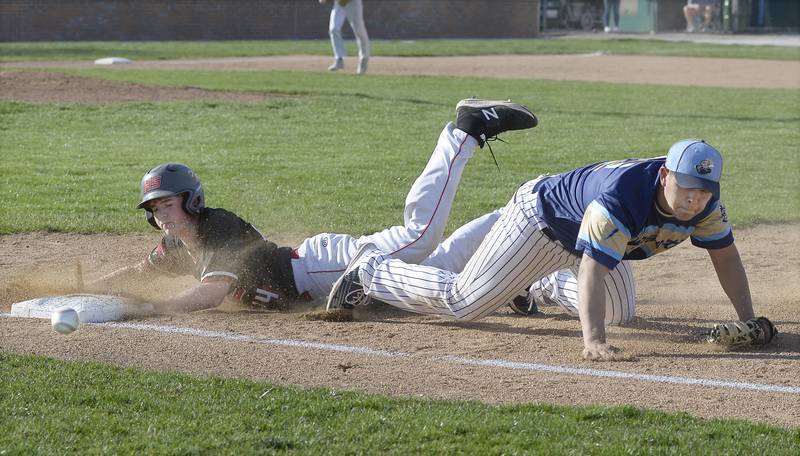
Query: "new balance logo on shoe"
481 108 499 121
454 98 538 148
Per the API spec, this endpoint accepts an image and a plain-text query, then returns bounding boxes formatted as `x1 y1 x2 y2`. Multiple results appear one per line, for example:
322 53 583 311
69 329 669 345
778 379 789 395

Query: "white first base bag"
10 294 154 323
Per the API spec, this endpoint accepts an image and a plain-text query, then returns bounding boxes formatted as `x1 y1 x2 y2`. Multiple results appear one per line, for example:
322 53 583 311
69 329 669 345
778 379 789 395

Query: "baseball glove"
707 316 777 347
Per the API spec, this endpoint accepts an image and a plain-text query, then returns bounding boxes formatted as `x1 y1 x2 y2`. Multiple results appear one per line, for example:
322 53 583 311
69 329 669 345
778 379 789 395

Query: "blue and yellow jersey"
535 157 733 270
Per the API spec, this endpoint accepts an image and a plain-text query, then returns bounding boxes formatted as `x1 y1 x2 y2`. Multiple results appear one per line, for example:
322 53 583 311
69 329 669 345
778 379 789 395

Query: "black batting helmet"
138 163 205 229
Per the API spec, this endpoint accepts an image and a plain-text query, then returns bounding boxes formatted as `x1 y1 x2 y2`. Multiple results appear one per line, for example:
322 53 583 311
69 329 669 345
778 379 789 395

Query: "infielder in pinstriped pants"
329 140 766 361
425 208 637 325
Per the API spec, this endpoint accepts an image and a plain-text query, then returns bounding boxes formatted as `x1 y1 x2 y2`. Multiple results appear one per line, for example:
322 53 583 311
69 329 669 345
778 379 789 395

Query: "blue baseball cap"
665 139 722 199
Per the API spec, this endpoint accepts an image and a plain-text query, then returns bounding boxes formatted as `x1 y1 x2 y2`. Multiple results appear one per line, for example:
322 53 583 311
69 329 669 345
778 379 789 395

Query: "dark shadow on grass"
349 92 444 107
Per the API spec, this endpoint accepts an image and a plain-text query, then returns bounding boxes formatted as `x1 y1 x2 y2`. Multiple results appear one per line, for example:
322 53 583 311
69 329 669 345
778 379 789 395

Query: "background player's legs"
344 0 370 60
529 260 636 325
701 5 714 30
421 209 502 273
359 181 578 320
328 4 348 61
360 123 477 264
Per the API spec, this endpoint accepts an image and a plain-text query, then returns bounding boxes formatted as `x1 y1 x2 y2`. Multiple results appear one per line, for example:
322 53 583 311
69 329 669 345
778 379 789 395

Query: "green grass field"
2 38 800 61
1 39 799 452
1 353 798 454
1 70 798 234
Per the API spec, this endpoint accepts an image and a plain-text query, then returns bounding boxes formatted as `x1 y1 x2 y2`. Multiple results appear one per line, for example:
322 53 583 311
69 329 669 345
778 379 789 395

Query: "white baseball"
51 307 79 335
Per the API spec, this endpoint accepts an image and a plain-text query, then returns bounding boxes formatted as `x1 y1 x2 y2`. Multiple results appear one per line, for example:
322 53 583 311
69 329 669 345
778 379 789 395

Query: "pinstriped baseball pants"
530 262 636 325
360 179 637 324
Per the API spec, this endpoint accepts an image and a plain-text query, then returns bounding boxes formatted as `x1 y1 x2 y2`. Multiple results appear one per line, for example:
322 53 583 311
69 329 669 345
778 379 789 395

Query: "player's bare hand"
582 343 623 361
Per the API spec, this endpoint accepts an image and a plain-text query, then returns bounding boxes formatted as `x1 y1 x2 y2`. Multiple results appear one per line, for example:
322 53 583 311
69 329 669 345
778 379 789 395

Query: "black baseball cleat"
326 243 376 310
508 293 540 316
455 98 538 147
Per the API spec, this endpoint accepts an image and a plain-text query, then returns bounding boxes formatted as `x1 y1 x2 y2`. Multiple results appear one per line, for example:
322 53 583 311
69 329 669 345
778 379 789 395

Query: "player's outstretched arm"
707 243 755 321
87 262 230 313
150 281 231 313
578 254 622 361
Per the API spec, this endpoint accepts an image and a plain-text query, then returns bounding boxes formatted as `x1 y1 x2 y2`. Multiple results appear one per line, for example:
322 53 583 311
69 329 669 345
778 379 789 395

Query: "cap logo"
695 159 713 175
143 175 162 193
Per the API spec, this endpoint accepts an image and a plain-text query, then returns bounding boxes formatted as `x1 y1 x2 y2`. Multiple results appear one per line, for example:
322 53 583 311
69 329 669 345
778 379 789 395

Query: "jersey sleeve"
690 200 733 249
195 211 256 285
575 199 633 270
198 248 241 284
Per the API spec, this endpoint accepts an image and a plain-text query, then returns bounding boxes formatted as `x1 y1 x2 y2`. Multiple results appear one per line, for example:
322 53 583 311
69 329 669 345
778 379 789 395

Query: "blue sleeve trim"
576 239 622 270
692 227 732 243
577 232 625 262
691 231 734 249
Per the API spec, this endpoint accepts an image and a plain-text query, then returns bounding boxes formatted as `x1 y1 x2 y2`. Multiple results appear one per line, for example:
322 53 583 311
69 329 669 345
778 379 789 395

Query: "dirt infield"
0 71 273 103
1 57 799 428
1 226 798 427
6 54 800 88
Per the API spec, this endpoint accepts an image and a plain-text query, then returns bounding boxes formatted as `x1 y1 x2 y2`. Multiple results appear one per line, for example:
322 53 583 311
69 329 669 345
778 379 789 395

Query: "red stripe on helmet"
143 175 162 193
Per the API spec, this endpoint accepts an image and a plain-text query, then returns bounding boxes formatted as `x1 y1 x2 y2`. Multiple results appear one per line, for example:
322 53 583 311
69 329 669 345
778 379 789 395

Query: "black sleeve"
196 210 259 283
197 208 298 303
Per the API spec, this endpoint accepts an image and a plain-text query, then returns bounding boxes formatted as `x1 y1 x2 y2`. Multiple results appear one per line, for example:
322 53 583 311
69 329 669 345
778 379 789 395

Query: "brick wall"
0 0 540 42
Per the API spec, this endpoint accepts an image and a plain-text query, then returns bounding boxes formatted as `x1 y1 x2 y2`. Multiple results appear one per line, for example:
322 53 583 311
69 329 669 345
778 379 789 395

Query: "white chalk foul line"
442 356 800 395
97 321 407 358
4 314 799 395
97 321 800 395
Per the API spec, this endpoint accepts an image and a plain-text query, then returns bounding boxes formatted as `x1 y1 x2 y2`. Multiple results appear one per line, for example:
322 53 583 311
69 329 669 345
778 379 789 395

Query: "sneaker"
328 58 344 71
508 293 540 316
455 98 538 147
604 26 611 33
612 26 620 32
357 57 368 75
326 242 376 310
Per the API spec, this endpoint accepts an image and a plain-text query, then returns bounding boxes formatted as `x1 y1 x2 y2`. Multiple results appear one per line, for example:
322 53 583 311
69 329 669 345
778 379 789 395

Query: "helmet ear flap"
183 188 204 215
145 210 159 229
